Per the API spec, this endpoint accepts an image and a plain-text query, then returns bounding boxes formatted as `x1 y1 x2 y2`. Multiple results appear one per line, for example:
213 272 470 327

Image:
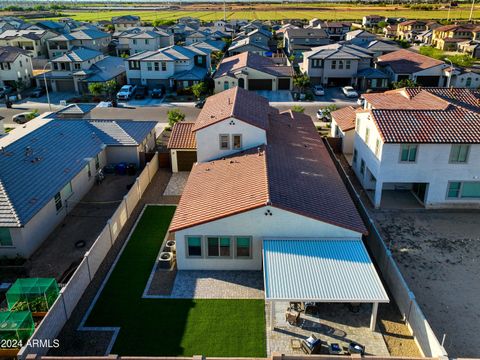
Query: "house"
345 30 376 44
354 39 401 57
167 121 197 172
300 43 378 88
116 28 173 56
228 37 271 56
458 40 480 58
308 18 322 28
362 15 384 28
39 47 126 93
382 24 397 38
189 40 225 53
432 24 478 51
283 28 330 59
318 22 351 41
396 20 427 41
185 31 209 45
112 15 141 31
375 49 446 87
0 114 156 257
0 30 56 58
47 29 112 58
330 105 357 155
213 52 294 93
0 46 33 88
36 20 70 35
125 45 210 90
233 28 272 48
445 66 480 88
168 87 389 323
352 87 480 209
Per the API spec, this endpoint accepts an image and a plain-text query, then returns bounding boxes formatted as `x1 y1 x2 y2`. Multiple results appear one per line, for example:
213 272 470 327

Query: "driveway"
255 90 293 102
316 87 359 106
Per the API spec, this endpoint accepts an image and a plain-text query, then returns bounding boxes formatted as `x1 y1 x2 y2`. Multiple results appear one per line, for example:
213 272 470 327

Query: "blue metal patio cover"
262 239 389 303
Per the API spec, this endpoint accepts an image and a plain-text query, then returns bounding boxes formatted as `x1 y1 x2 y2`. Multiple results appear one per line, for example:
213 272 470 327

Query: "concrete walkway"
163 171 190 196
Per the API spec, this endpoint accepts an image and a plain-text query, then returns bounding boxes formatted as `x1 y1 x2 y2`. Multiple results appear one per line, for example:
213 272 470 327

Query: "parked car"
134 85 148 99
30 87 46 98
195 98 206 108
12 111 39 124
0 86 13 98
342 86 359 98
116 85 136 100
151 86 165 99
312 85 325 96
316 109 331 121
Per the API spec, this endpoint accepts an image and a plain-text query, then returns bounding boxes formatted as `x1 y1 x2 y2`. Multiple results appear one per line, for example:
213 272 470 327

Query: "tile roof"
49 29 110 41
128 45 202 62
0 46 29 62
193 87 272 132
214 52 294 79
304 43 373 60
331 106 357 131
228 37 270 52
404 87 480 112
52 47 102 62
0 119 155 227
363 88 451 110
0 29 47 40
376 49 445 74
170 88 367 234
85 56 126 82
167 122 196 149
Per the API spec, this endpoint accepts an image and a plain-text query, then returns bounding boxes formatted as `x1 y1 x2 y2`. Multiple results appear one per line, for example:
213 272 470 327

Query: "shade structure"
262 239 389 303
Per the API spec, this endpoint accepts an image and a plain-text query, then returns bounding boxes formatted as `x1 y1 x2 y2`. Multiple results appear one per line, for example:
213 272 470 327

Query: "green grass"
419 46 475 67
86 205 266 357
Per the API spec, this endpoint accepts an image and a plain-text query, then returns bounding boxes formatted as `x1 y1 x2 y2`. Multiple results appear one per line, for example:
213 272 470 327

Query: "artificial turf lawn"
86 205 267 357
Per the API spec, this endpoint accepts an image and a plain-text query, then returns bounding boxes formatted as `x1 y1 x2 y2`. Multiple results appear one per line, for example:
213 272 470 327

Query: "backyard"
85 205 266 357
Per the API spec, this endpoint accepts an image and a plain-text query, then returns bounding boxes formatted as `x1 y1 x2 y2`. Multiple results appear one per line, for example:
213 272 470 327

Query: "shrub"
291 105 305 113
167 109 185 127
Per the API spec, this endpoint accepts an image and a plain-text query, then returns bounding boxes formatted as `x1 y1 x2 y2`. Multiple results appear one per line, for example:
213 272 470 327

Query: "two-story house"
112 15 141 31
283 28 330 60
40 47 125 93
166 87 388 323
213 51 294 93
352 87 480 208
0 46 33 88
432 24 479 51
116 28 173 56
228 36 270 56
125 45 210 90
318 21 351 41
300 43 379 88
47 29 112 59
345 30 376 44
362 15 384 28
0 30 56 58
375 49 447 87
396 20 427 41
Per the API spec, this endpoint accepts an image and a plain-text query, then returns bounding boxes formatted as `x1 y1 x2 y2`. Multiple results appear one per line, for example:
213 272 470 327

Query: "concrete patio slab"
163 171 190 196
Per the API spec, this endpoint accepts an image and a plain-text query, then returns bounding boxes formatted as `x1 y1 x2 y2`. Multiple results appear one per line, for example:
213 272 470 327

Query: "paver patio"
163 171 190 196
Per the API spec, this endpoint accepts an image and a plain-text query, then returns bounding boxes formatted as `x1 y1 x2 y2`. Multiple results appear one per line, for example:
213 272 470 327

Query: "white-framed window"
331 60 336 69
161 62 166 71
365 127 370 144
154 62 159 71
219 134 230 150
449 144 469 163
232 134 242 149
400 144 418 162
147 62 152 71
207 236 231 257
186 236 202 257
375 139 380 156
235 236 252 258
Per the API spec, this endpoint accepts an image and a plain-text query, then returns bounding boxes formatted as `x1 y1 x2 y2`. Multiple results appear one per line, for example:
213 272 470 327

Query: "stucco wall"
174 206 363 270
106 146 140 166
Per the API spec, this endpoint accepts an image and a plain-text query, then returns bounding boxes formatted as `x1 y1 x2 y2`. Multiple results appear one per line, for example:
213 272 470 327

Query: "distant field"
26 4 479 22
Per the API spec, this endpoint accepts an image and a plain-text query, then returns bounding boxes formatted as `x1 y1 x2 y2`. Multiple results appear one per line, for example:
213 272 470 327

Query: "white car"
312 85 325 96
316 109 331 121
116 85 136 101
342 86 359 98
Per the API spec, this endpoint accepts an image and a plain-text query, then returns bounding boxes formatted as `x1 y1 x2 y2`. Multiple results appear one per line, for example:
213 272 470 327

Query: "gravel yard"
371 210 480 358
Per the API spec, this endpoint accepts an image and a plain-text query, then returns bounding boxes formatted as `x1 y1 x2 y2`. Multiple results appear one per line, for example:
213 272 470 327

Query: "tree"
190 82 208 100
104 80 119 99
377 21 388 28
392 79 418 89
291 105 305 113
167 109 185 127
88 82 104 96
293 73 310 93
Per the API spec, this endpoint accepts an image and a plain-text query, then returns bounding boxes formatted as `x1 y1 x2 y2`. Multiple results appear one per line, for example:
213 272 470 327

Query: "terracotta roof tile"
167 122 196 149
192 87 272 131
376 49 445 74
331 106 357 131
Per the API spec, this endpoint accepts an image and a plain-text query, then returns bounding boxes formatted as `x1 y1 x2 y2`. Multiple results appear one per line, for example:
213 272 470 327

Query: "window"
338 60 344 70
154 62 159 71
360 159 365 175
207 236 231 257
331 60 336 69
54 192 62 211
133 39 137 45
346 60 351 69
224 80 229 90
232 134 242 149
364 127 370 144
353 149 358 164
86 163 91 178
61 182 73 200
311 59 322 68
197 56 203 64
95 155 100 170
0 228 13 247
147 62 152 71
449 144 469 163
400 144 417 162
74 63 81 70
219 134 229 150
186 236 202 257
161 62 166 71
129 61 140 70
235 237 251 258
447 182 480 199
375 139 380 156
145 39 149 45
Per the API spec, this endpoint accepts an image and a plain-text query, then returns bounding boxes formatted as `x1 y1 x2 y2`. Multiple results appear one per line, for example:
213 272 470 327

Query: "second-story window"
375 139 380 157
161 62 166 71
154 62 159 71
346 60 351 69
331 60 336 69
400 144 418 162
449 144 469 163
219 134 230 150
365 127 370 144
147 62 152 71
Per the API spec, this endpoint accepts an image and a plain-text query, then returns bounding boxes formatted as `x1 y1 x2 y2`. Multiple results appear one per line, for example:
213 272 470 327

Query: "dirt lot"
371 210 480 358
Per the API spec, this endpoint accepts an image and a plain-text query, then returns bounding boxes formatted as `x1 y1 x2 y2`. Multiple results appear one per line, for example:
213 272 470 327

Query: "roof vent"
25 147 33 157
257 147 263 156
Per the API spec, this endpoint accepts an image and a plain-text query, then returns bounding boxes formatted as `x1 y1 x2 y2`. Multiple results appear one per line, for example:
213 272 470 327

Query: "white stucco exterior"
330 118 354 155
352 111 480 208
195 118 266 162
0 52 33 87
174 206 363 270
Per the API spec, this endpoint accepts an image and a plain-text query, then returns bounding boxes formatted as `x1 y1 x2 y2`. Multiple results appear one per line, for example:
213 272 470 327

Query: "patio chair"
285 308 301 326
301 334 322 354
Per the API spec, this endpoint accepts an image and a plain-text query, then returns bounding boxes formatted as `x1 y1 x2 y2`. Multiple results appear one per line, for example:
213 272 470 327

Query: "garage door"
249 79 272 91
416 76 440 87
326 77 351 87
55 79 75 92
278 78 290 90
177 151 197 171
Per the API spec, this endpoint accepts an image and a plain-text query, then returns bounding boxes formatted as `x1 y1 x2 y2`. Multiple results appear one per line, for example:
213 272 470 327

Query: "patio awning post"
270 300 275 330
370 302 378 331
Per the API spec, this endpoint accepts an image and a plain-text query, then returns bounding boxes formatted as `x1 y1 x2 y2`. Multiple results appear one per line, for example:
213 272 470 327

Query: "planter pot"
158 252 173 269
